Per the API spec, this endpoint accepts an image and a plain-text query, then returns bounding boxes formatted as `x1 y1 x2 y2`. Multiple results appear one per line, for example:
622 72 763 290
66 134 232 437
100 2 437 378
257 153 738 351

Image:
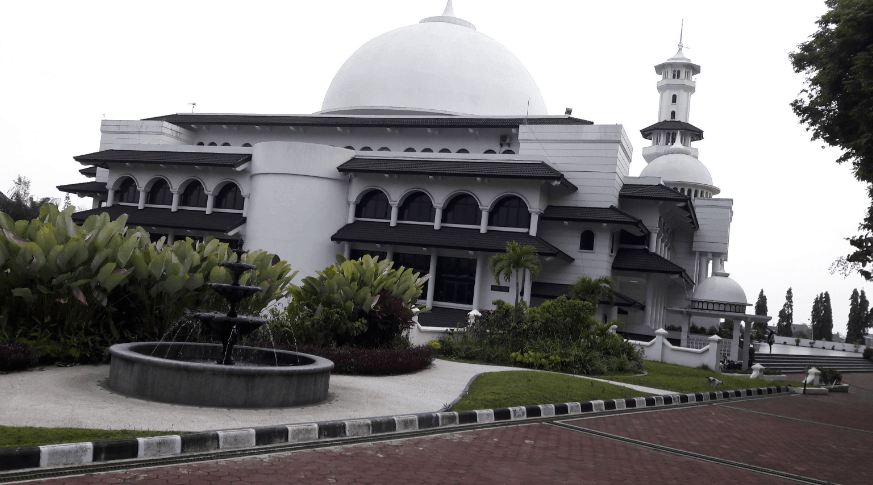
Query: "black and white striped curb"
0 385 792 473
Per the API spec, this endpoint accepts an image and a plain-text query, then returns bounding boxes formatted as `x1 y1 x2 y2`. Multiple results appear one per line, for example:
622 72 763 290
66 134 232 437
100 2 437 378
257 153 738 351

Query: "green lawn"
0 426 182 449
451 371 651 411
603 361 797 393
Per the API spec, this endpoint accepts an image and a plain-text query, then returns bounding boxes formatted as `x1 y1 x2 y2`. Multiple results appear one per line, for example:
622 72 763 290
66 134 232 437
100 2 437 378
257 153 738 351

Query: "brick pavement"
24 424 793 485
723 393 873 432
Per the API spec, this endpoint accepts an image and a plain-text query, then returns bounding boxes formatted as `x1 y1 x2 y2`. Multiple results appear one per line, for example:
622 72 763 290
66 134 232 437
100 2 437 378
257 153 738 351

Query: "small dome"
640 152 717 192
692 272 748 306
321 3 547 116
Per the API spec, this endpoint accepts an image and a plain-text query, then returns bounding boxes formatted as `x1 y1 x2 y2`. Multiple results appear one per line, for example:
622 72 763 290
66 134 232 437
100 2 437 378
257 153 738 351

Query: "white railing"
687 335 733 362
629 329 722 371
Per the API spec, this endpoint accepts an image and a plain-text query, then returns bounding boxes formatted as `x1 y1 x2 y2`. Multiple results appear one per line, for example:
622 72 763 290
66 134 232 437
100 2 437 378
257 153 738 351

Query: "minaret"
641 22 703 163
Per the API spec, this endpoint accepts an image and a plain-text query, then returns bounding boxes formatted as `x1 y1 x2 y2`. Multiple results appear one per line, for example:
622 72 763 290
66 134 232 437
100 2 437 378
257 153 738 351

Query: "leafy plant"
283 344 434 375
568 276 615 307
0 341 38 371
488 241 540 326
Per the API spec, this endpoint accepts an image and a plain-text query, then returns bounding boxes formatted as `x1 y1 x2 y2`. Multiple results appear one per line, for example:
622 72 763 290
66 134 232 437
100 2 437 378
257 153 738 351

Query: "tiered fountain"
108 241 333 408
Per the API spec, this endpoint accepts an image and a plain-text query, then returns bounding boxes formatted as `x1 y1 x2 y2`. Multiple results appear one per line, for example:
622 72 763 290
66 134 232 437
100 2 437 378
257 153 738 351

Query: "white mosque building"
58 2 767 358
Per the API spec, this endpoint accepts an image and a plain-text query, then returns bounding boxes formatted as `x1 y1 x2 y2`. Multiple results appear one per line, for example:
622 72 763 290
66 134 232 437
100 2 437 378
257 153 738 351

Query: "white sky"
1 0 868 338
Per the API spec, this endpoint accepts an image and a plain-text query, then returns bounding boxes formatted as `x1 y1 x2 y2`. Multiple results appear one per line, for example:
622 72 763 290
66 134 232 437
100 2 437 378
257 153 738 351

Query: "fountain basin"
108 342 333 408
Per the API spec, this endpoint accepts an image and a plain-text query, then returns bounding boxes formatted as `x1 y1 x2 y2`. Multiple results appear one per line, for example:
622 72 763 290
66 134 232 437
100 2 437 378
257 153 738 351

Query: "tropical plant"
568 275 616 307
488 241 540 325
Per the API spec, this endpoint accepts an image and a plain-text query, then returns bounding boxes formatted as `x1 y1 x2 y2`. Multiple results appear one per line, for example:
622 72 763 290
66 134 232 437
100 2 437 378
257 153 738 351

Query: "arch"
501 149 515 154
355 189 390 219
438 148 451 153
359 146 373 151
456 149 469 154
214 182 244 210
579 230 595 251
397 191 435 222
670 111 676 120
377 147 391 152
142 175 173 193
179 180 208 208
404 147 417 152
196 142 204 146
208 142 217 146
421 148 434 153
344 146 355 150
488 195 530 228
114 176 139 204
242 143 252 147
147 179 173 206
442 193 481 225
221 142 231 147
671 94 677 104
483 149 496 154
693 189 698 197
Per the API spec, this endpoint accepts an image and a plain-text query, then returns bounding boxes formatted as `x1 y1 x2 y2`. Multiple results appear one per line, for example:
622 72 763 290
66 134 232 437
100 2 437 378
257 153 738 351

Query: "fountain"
108 241 333 408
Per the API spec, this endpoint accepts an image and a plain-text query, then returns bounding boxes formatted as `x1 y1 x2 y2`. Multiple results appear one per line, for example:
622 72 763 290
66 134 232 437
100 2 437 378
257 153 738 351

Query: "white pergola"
667 307 772 370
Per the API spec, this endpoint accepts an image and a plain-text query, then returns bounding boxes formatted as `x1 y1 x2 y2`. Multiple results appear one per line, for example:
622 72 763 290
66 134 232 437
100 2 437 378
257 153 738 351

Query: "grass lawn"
0 426 183 449
603 361 797 393
451 371 652 411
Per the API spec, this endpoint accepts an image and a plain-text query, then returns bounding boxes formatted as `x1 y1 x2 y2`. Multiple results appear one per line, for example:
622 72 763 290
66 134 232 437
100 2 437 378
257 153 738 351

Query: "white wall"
100 120 193 150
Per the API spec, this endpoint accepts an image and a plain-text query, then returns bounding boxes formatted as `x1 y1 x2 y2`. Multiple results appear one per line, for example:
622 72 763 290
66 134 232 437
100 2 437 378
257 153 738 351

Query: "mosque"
57 1 767 359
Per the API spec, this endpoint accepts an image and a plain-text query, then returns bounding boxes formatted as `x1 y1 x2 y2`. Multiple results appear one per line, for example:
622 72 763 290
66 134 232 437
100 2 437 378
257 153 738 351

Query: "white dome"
321 8 547 116
692 272 748 306
640 152 716 190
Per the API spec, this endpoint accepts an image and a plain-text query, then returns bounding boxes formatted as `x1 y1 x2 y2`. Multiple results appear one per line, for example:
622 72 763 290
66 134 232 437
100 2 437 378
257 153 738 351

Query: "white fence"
630 329 722 371
687 334 731 362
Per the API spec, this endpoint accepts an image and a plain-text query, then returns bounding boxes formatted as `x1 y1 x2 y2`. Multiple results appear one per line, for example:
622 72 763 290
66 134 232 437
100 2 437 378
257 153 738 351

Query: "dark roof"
73 150 251 169
331 221 573 262
338 158 576 190
612 248 693 285
541 205 647 233
619 184 699 229
530 282 645 309
57 181 107 195
145 114 593 129
79 166 97 178
417 307 470 328
71 206 246 233
640 120 704 141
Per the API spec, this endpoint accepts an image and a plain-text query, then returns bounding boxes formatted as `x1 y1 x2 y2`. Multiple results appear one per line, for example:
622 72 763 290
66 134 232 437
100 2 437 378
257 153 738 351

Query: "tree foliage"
776 288 794 337
0 176 52 222
753 289 768 333
488 241 540 325
568 276 616 308
846 288 870 343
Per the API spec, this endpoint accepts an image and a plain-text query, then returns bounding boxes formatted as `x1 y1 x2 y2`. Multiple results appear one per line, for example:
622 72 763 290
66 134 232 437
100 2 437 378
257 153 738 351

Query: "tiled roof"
71 206 246 233
640 120 704 141
541 205 647 232
73 150 251 168
145 114 593 129
612 248 693 285
620 183 689 201
417 307 470 328
530 282 645 309
338 158 575 188
79 166 97 178
331 221 573 262
57 181 107 194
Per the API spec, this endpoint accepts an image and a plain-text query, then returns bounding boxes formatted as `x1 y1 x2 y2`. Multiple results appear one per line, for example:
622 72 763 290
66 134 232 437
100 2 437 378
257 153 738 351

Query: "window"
221 142 231 147
435 256 476 304
610 233 616 254
439 148 451 153
349 249 387 262
671 94 677 104
404 147 416 152
456 149 469 153
355 190 390 219
196 142 204 146
579 230 595 251
242 143 252 147
422 148 434 153
214 183 244 210
670 111 676 120
208 142 217 146
442 194 481 225
360 146 373 151
488 196 530 228
147 179 173 206
501 149 515 154
116 178 138 203
398 192 435 222
394 252 431 294
180 181 208 208
378 147 391 152
484 149 496 154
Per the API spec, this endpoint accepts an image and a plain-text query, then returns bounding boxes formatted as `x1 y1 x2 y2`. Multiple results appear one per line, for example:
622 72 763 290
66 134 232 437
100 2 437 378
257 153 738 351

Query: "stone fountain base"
108 343 334 408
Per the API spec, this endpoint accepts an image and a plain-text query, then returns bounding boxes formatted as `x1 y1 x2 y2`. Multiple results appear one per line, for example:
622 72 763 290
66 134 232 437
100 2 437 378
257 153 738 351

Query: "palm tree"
568 276 616 308
489 241 541 325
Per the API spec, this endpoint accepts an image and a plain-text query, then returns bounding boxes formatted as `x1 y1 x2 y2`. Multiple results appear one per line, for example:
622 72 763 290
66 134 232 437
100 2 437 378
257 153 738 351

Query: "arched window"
501 149 515 154
378 147 391 152
242 143 252 147
404 148 416 152
208 142 217 146
214 183 244 210
484 149 496 154
398 192 435 222
488 196 530 228
693 189 698 197
670 111 676 120
221 142 231 147
456 149 469 153
360 146 373 151
442 194 481 225
180 181 208 208
196 142 204 146
147 179 173 206
438 148 451 153
422 148 434 153
671 94 677 104
116 178 138 204
355 190 390 219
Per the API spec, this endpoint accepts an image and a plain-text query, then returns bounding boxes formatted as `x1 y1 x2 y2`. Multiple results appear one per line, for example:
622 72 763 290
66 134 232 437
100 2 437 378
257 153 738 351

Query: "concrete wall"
693 198 733 254
630 329 721 371
100 121 193 150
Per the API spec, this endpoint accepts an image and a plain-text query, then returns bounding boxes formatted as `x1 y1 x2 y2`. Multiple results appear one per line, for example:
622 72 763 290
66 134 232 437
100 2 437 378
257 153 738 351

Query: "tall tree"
821 292 834 340
847 288 864 343
790 1 873 280
753 289 768 334
861 289 872 335
489 241 540 326
776 288 794 337
0 175 48 221
811 293 823 340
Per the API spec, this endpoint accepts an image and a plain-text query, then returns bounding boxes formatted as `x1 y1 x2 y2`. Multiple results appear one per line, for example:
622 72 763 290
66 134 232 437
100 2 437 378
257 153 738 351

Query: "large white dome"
692 272 748 306
640 152 714 187
321 6 547 116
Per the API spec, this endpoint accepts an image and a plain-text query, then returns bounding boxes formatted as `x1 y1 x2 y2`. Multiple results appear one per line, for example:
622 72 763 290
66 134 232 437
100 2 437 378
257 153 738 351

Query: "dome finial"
678 19 684 50
443 0 455 17
421 0 475 29
664 131 691 155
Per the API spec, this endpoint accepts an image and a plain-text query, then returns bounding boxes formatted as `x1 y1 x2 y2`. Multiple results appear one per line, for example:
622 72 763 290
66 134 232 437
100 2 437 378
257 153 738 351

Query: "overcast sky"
1 0 867 338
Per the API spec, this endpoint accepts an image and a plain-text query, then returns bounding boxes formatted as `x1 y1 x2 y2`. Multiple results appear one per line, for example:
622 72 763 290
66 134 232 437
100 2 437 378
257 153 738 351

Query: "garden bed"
278 345 434 375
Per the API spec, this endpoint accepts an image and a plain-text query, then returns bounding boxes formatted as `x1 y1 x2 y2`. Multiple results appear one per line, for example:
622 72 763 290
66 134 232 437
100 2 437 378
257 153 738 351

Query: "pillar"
472 253 485 310
697 253 708 282
390 203 399 227
347 201 356 223
426 252 438 308
714 255 725 273
480 209 489 234
741 319 752 370
342 242 351 260
242 195 249 217
434 207 443 230
528 211 540 236
171 192 180 212
731 320 741 361
681 316 690 347
643 276 655 328
385 246 394 262
167 230 176 244
137 189 146 209
106 188 115 207
205 193 215 214
649 229 659 252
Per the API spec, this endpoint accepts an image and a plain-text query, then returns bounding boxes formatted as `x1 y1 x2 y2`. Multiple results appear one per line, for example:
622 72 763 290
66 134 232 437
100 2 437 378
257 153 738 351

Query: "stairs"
754 354 873 374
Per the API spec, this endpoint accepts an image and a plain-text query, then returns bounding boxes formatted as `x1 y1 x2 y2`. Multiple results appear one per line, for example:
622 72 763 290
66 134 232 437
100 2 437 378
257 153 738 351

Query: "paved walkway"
12 374 872 484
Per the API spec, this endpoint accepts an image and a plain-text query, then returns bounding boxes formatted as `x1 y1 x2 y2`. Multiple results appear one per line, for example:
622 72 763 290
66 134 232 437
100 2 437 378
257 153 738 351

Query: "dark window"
360 146 373 151
378 147 391 152
242 143 252 147
344 146 354 150
438 148 451 153
670 111 676 120
349 249 387 261
116 178 138 203
215 183 244 210
398 192 435 222
196 142 204 146
422 148 434 153
488 196 530 228
442 194 481 225
221 142 231 146
404 147 416 152
147 179 173 206
208 142 217 146
610 232 616 254
501 149 515 154
180 181 208 208
484 149 496 154
456 149 469 153
671 94 677 104
435 256 476 304
619 229 647 246
355 190 390 219
580 230 595 251
394 252 431 295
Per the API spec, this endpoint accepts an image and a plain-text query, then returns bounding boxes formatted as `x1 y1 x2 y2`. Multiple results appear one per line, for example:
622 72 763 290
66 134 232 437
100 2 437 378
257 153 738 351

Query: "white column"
106 188 115 207
137 189 146 209
714 255 725 273
171 192 180 212
92 198 100 209
385 246 394 262
649 229 659 252
347 201 356 223
472 253 485 310
390 203 399 227
167 230 176 244
205 193 215 215
643 276 655 328
742 319 752 370
434 207 443 230
528 211 540 236
242 195 249 217
681 317 689 347
731 320 741 361
480 209 489 234
342 242 351 260
426 252 438 308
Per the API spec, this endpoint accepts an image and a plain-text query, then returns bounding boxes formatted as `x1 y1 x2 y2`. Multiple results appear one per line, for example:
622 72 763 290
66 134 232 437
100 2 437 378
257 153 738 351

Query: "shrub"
282 344 434 375
0 341 38 371
863 347 873 361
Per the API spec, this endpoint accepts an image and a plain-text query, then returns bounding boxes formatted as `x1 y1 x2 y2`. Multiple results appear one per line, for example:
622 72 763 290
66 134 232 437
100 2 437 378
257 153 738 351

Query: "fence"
630 329 722 371
687 334 731 362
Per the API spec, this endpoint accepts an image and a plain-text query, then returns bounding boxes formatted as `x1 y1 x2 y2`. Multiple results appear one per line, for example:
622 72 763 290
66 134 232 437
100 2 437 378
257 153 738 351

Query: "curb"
0 385 793 473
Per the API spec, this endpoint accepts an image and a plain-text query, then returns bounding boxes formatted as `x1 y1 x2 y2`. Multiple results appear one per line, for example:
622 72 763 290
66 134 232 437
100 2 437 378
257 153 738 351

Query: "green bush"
284 344 434 375
0 341 38 371
864 346 873 361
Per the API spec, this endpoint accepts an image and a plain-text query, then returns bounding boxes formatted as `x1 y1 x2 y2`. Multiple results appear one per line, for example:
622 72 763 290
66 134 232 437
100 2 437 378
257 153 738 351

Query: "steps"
754 354 873 374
